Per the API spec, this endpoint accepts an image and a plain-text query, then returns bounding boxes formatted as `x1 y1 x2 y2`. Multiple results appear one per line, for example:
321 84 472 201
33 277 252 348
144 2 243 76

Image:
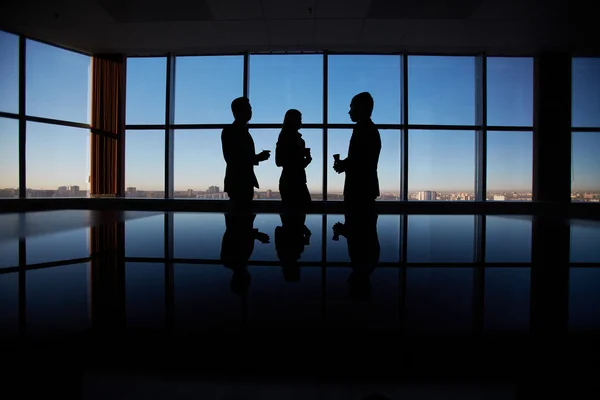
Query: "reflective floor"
1 210 599 339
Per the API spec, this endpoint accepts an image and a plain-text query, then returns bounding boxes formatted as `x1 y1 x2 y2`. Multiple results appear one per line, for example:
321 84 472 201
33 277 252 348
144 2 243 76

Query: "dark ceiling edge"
0 25 92 57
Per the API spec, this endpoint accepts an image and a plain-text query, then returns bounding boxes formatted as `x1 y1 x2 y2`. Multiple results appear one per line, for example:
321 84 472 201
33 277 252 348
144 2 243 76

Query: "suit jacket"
221 122 259 193
343 119 381 201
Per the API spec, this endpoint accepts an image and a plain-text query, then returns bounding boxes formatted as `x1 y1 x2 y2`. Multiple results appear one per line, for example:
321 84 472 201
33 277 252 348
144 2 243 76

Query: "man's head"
348 92 374 122
231 97 252 123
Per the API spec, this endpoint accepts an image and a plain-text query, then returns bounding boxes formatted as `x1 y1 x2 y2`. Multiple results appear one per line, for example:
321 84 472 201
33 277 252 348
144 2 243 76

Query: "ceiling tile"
314 0 372 19
261 0 316 19
216 20 269 46
360 19 412 46
267 19 315 45
204 0 263 20
314 19 362 44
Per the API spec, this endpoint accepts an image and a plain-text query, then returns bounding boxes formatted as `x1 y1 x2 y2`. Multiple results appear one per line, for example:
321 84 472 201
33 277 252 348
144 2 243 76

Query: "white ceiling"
0 0 594 56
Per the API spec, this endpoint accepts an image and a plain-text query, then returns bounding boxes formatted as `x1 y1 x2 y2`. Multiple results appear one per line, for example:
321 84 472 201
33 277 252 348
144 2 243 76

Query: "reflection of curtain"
89 214 125 330
90 55 124 197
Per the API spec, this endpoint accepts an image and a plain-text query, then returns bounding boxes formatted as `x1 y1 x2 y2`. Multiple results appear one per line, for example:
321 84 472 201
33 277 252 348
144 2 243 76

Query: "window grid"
124 52 534 202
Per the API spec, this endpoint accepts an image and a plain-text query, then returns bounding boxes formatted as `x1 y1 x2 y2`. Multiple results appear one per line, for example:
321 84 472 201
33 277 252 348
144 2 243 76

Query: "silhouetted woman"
276 109 312 212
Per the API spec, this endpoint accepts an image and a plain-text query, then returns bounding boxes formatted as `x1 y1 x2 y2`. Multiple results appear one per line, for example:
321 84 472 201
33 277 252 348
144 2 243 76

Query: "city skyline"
0 31 599 195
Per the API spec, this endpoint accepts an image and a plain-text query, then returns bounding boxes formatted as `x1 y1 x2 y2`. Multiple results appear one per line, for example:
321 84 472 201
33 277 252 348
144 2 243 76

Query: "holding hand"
254 231 270 244
333 160 345 173
257 150 271 162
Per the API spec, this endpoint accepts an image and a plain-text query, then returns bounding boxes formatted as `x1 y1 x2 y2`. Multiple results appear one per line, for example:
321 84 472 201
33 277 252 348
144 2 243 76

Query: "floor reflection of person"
333 211 380 301
275 213 311 282
220 213 270 295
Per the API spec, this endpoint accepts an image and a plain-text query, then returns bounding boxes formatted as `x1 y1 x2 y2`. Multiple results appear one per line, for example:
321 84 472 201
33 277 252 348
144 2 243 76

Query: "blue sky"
0 29 599 193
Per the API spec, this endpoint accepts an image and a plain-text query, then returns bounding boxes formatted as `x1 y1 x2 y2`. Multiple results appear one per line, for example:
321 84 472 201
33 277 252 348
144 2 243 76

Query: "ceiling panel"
360 19 412 46
216 20 269 46
267 19 315 46
97 0 213 23
314 19 363 44
314 0 371 19
204 0 263 20
261 0 317 19
367 0 484 19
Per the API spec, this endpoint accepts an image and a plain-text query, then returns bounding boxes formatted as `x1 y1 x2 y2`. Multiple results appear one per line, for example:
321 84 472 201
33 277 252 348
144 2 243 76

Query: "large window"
571 58 600 202
125 130 165 198
126 57 167 125
0 118 19 198
0 30 19 114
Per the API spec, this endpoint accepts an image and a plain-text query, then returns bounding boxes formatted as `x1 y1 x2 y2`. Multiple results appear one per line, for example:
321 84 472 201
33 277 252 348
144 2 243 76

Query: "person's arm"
221 128 235 165
275 140 285 167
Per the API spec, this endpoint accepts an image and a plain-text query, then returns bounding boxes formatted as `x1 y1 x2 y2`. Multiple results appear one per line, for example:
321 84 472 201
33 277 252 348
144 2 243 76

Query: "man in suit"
333 92 381 214
221 97 270 212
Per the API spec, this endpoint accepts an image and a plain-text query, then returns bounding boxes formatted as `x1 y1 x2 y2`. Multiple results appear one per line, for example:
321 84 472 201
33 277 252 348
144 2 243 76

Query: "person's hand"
254 231 270 244
332 222 346 237
333 160 344 173
258 150 271 162
306 155 312 164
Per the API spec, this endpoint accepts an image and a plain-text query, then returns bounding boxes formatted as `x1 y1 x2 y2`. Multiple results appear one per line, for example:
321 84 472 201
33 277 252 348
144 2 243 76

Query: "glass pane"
174 56 243 124
174 264 242 329
570 220 600 263
408 56 475 125
328 55 401 124
484 268 530 333
408 130 475 200
0 30 19 114
326 267 399 328
174 130 226 199
26 263 90 336
251 214 322 262
0 239 18 269
487 131 533 200
27 227 89 265
487 57 533 127
571 132 600 202
248 266 321 328
174 213 225 259
572 58 600 128
249 55 323 123
407 215 475 263
26 122 90 198
125 262 165 329
26 40 90 123
405 268 474 334
0 273 18 336
327 129 399 201
250 129 323 200
125 213 164 258
327 214 400 263
569 268 600 332
485 216 532 263
125 130 164 197
126 57 167 125
0 117 18 197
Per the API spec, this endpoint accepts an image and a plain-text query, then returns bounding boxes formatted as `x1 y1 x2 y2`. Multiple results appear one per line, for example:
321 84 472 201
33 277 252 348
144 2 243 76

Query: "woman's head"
283 109 302 131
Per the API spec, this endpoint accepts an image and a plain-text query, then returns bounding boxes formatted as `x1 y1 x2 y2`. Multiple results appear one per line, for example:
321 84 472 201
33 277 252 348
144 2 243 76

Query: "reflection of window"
0 30 19 114
572 58 600 128
26 122 90 198
125 130 165 196
175 56 243 124
250 128 323 200
408 130 475 200
407 215 475 262
174 130 226 199
328 55 401 124
485 216 532 262
486 131 533 201
126 57 167 125
249 55 323 123
0 118 19 197
408 56 475 125
487 57 533 127
126 263 165 329
26 40 90 123
571 132 600 202
0 273 19 335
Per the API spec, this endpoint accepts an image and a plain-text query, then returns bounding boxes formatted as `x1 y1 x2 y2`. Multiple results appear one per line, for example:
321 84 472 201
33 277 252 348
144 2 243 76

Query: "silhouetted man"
220 212 270 296
333 92 381 214
221 97 271 212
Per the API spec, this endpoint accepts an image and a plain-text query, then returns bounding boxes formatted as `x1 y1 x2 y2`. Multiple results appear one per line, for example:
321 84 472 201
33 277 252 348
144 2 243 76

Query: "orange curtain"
90 55 124 197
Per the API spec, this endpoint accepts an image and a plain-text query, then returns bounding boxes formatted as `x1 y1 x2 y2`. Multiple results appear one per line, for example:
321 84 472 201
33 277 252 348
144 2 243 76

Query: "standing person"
221 97 271 212
275 109 312 213
333 92 381 214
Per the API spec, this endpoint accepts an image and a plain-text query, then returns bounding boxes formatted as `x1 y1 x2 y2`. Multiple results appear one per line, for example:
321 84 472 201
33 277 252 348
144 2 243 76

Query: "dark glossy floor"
1 210 599 337
1 210 600 392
